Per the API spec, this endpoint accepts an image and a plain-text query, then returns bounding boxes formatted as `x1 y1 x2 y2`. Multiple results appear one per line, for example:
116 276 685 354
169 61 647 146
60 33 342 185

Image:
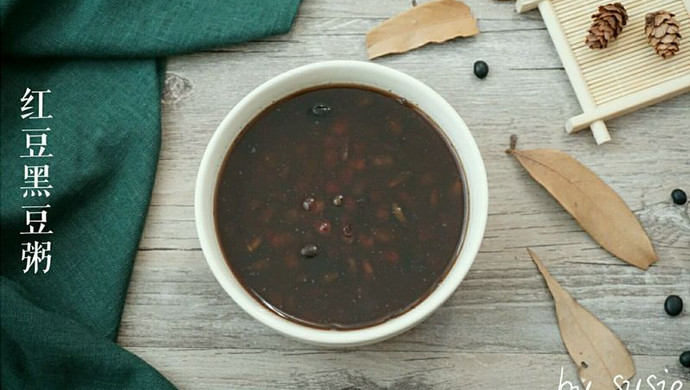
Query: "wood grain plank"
120 249 689 355
126 348 689 390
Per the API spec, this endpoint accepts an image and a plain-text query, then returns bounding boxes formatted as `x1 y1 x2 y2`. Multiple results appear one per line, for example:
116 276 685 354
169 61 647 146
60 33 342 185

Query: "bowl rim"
195 60 488 346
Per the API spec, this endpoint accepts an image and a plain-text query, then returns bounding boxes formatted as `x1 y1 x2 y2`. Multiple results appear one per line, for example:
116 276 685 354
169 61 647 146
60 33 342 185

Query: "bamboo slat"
516 0 690 144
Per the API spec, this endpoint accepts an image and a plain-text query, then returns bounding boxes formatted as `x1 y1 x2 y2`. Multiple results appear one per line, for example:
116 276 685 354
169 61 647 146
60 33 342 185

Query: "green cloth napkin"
1 1 300 389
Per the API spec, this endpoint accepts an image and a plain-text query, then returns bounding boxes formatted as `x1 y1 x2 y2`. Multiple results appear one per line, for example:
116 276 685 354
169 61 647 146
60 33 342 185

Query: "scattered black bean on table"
664 295 683 316
680 351 690 368
473 60 489 79
671 188 687 205
214 85 466 329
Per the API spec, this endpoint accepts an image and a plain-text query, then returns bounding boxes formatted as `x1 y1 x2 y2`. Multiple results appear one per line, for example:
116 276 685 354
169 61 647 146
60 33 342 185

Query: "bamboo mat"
553 0 690 105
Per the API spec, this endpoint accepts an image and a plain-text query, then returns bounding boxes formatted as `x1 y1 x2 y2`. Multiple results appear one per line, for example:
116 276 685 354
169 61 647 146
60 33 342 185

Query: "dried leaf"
507 145 658 270
527 249 635 390
366 0 479 60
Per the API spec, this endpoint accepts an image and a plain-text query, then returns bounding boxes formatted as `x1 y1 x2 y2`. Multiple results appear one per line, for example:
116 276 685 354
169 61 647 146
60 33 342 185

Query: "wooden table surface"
119 1 690 388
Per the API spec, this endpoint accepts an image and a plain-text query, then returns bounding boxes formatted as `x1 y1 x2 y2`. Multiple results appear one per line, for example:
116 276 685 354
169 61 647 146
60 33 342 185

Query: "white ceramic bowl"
195 60 488 347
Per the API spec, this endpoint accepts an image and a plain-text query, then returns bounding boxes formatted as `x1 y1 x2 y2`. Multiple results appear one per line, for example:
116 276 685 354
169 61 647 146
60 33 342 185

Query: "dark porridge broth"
214 85 466 329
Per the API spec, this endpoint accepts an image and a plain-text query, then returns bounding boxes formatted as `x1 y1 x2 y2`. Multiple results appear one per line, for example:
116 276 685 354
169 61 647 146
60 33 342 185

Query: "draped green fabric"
0 1 301 388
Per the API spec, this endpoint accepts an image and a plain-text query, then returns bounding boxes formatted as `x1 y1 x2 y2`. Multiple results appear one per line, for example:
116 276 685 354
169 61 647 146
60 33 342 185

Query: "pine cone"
585 3 628 49
645 11 681 59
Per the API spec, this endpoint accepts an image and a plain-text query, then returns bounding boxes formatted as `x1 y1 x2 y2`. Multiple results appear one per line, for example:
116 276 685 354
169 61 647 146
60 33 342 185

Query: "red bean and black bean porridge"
214 85 466 329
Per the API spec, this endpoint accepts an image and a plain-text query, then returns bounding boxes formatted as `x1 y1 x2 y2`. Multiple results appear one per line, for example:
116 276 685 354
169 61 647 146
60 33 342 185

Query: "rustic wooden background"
118 0 690 388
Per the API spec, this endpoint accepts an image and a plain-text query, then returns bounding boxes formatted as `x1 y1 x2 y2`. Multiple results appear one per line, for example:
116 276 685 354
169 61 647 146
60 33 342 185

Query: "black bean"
473 60 489 79
680 351 690 368
311 103 331 117
300 244 318 258
302 197 315 211
664 295 683 316
342 223 353 237
671 189 687 205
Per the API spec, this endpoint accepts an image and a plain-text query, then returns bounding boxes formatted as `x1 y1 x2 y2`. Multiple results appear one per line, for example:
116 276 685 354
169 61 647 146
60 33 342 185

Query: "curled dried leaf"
508 142 658 270
366 0 479 60
527 249 635 389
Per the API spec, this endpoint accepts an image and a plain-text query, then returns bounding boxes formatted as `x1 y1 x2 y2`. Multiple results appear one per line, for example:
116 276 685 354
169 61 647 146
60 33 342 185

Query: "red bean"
339 169 354 185
420 173 434 186
347 257 357 273
375 207 389 222
357 96 373 106
353 142 366 156
333 121 347 136
389 120 402 135
325 181 340 194
285 209 299 223
341 143 350 161
430 188 439 208
451 180 463 196
358 234 374 249
351 158 366 170
373 155 393 167
270 233 290 247
261 208 274 221
362 261 374 276
398 192 413 208
322 136 337 148
322 272 339 283
418 229 432 242
352 180 367 196
318 221 331 234
252 258 272 271
388 171 412 187
383 251 400 264
324 149 338 169
295 143 307 155
344 197 357 212
372 227 393 243
285 255 299 269
369 190 385 203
